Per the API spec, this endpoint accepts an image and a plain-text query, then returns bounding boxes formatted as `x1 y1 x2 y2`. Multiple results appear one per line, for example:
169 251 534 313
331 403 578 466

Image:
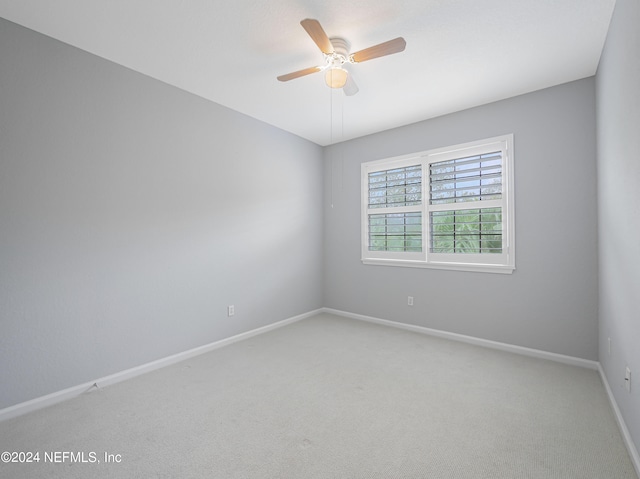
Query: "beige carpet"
0 313 637 478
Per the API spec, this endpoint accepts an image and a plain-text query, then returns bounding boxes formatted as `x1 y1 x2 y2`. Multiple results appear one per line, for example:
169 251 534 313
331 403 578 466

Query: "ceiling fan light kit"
325 67 348 89
324 37 350 89
278 19 406 96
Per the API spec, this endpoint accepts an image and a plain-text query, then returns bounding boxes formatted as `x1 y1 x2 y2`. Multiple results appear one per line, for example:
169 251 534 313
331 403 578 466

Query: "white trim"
322 308 598 370
362 258 515 274
426 136 509 159
598 364 640 478
0 309 321 422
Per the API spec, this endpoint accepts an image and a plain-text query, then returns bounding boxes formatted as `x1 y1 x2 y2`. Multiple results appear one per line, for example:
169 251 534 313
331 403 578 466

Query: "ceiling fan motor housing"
328 37 351 65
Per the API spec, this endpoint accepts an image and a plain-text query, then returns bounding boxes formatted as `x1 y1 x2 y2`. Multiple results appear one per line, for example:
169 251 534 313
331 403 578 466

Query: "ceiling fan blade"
300 18 334 54
343 73 359 96
351 37 406 63
277 66 322 82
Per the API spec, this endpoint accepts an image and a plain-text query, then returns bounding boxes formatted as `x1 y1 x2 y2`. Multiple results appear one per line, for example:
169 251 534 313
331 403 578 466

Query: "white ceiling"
0 0 616 146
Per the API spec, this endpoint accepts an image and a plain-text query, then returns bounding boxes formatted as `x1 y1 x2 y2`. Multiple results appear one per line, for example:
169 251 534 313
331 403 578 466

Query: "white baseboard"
598 364 640 478
0 309 321 422
321 308 599 370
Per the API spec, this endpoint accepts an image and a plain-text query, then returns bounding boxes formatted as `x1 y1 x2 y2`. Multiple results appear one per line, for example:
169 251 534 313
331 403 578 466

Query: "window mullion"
427 199 503 213
367 205 422 215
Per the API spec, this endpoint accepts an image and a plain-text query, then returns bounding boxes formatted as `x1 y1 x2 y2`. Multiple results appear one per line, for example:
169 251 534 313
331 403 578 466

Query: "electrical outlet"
625 367 631 392
227 305 235 317
408 296 414 306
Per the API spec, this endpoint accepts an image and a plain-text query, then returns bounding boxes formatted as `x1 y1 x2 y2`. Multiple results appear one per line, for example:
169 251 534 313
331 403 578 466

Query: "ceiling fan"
277 19 406 96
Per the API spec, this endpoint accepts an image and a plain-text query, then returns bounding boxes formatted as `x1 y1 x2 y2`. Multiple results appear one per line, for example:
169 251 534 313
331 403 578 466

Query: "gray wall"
324 78 598 361
0 19 324 409
596 0 640 452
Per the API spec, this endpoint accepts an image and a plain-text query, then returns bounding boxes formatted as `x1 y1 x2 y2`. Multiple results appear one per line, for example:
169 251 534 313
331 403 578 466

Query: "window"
361 135 514 273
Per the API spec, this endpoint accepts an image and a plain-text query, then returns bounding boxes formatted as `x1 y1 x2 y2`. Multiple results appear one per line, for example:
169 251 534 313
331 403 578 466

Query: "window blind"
429 152 502 205
430 208 502 254
428 151 503 254
368 165 422 209
367 164 423 253
369 212 422 252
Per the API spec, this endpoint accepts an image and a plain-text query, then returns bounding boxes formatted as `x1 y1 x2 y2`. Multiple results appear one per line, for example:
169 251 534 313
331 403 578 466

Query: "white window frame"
361 134 515 274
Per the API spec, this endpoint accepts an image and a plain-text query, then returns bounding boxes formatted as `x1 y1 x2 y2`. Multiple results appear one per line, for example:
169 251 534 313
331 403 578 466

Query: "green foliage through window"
430 208 502 254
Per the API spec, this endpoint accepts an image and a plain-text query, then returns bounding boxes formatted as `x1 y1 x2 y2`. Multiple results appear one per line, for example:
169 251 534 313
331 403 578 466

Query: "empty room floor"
0 313 636 478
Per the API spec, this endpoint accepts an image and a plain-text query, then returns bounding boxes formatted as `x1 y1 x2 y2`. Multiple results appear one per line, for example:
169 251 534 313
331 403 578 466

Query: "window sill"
361 258 515 274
